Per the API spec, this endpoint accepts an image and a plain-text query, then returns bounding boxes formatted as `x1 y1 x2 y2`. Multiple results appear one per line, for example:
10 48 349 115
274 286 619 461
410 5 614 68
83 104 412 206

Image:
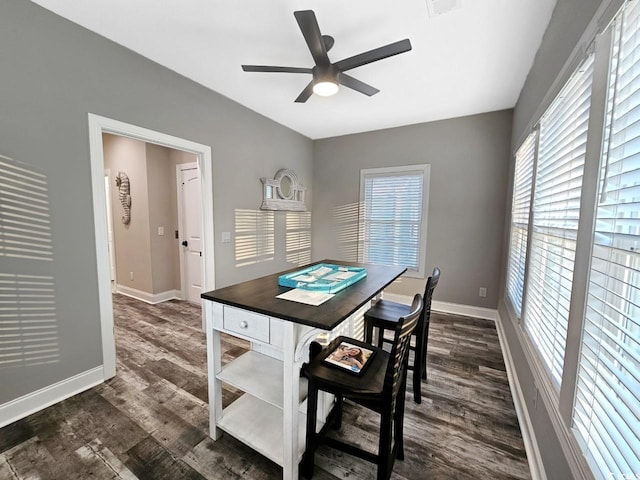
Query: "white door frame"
88 113 215 380
104 169 117 288
176 162 199 302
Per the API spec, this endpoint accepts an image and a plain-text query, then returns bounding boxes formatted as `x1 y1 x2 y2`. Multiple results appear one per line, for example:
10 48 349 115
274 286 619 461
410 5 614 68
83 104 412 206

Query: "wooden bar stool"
301 294 423 480
364 267 440 403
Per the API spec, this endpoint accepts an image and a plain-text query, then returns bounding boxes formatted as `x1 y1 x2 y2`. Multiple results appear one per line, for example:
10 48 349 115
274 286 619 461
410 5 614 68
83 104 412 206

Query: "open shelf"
218 393 308 466
217 350 307 409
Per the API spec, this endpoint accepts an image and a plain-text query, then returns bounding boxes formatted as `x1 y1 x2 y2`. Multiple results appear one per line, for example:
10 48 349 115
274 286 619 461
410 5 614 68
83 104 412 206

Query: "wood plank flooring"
0 294 530 479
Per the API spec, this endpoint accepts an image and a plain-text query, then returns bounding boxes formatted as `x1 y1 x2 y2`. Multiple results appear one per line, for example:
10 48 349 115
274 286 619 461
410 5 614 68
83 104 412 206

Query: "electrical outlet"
129 272 134 280
479 287 487 297
158 226 164 236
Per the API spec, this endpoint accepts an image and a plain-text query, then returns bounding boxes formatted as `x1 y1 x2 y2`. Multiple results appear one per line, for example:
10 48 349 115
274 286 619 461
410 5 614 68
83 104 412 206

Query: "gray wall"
499 0 613 478
0 0 312 404
146 143 182 295
146 143 174 294
312 110 513 309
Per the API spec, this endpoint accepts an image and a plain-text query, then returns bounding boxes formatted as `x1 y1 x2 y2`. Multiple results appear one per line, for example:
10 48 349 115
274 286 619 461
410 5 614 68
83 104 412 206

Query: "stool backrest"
385 293 423 408
422 267 440 325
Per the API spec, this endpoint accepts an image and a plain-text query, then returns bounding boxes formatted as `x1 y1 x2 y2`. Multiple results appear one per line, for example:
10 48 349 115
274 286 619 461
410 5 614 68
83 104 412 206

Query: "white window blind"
573 2 640 476
523 53 595 389
507 132 537 317
359 165 429 277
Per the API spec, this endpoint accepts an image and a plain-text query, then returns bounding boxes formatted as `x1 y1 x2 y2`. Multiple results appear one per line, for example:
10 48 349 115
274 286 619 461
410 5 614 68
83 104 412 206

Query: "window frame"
521 51 596 392
506 130 538 318
358 164 430 278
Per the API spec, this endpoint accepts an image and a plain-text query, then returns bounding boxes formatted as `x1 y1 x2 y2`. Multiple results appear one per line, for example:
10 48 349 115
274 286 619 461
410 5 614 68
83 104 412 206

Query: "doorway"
88 114 215 380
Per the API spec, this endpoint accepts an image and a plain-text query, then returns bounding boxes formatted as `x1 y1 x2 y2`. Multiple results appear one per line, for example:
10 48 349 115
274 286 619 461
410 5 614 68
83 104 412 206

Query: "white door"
179 165 202 303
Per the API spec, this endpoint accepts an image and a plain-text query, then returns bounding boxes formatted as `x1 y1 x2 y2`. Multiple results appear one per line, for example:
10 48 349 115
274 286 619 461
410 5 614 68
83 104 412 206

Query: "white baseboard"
115 285 182 304
431 300 498 321
0 366 104 428
382 293 498 321
495 311 547 480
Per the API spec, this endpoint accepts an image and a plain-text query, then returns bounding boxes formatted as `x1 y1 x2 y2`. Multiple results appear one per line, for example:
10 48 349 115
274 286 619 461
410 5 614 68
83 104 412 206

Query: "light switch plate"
221 231 231 243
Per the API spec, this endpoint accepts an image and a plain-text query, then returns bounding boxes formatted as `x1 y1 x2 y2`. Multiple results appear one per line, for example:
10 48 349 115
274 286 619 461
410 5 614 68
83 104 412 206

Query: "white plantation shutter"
523 53 595 389
359 166 429 276
507 132 537 317
573 2 640 476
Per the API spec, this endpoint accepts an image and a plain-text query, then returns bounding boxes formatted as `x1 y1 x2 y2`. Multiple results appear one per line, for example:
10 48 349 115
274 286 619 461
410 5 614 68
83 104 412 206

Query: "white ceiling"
32 0 556 139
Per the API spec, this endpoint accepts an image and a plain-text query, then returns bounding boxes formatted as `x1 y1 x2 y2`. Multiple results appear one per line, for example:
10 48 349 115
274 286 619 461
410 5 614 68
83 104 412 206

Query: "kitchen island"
201 260 406 480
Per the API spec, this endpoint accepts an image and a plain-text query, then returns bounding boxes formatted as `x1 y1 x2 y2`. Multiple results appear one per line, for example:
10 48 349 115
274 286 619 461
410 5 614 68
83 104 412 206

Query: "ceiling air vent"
426 0 463 17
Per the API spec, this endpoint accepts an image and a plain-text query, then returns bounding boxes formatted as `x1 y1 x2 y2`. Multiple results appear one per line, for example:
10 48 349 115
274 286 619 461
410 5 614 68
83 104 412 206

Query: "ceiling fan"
241 10 412 103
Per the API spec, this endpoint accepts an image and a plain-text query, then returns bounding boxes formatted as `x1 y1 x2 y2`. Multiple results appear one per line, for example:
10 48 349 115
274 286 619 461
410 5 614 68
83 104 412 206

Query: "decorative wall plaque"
115 171 131 224
260 169 307 211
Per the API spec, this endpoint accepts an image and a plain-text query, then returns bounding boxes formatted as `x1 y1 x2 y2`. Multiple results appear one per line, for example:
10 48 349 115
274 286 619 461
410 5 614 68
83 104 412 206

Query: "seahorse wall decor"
115 171 131 225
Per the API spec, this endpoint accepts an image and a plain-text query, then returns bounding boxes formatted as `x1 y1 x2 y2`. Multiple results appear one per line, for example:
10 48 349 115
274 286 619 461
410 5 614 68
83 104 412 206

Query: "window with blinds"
573 2 640 476
359 165 430 277
523 53 595 389
507 132 537 317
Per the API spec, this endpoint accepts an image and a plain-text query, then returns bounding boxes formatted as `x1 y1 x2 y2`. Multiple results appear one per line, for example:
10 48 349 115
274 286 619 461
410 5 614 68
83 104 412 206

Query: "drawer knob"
239 320 248 329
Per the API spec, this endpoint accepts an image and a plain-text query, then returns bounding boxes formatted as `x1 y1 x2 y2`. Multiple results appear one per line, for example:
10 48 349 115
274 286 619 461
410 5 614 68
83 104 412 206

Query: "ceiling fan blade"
242 65 312 74
338 73 380 96
294 81 315 103
294 10 330 67
335 39 412 72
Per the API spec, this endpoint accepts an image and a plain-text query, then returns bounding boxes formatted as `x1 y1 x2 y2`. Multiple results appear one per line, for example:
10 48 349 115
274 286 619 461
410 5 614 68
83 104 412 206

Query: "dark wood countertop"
201 260 406 330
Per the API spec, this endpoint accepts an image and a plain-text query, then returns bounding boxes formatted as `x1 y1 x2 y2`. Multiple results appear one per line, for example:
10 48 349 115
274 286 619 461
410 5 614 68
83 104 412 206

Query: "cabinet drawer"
223 306 270 343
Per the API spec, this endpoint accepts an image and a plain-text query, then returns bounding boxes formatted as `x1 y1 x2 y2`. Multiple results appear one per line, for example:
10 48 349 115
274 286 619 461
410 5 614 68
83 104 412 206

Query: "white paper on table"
326 271 357 281
291 274 316 282
276 288 335 306
311 266 333 277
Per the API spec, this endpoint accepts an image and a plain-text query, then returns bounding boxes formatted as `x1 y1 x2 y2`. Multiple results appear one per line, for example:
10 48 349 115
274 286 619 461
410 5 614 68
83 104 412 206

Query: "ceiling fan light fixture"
313 80 339 97
312 64 340 97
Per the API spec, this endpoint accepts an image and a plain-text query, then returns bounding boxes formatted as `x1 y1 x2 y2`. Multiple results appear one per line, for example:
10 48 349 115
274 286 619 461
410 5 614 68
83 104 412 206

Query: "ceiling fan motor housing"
313 64 339 85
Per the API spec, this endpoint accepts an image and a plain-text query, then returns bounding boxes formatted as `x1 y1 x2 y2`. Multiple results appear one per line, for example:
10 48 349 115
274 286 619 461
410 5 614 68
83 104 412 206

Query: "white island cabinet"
202 261 406 480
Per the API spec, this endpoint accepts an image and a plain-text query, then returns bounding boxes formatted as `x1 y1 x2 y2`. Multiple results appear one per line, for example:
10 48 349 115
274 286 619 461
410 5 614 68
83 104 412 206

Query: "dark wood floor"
0 294 530 480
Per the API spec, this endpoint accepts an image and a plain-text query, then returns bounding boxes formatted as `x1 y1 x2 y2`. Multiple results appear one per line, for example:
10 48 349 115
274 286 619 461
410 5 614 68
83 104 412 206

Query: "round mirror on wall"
275 169 297 200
